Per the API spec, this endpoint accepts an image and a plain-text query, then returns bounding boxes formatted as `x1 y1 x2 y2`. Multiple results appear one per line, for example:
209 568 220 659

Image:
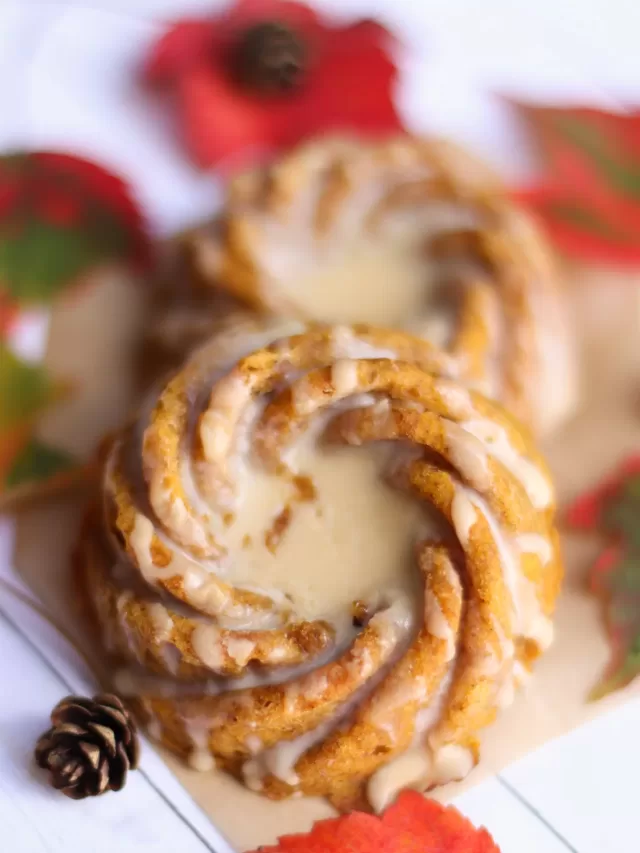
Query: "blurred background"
3 0 637 237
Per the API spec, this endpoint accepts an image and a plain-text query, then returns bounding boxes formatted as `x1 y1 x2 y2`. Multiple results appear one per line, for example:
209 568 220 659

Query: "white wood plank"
0 530 235 853
455 778 572 853
503 697 640 853
0 612 229 853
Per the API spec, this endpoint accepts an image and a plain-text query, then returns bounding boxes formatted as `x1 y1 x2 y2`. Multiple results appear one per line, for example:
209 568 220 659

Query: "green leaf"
0 150 149 306
0 222 97 303
4 438 76 490
0 345 58 430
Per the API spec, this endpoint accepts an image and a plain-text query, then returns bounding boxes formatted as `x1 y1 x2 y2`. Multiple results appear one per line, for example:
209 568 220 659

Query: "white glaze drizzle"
450 487 478 546
190 624 226 672
147 602 173 644
425 592 456 663
367 748 432 813
115 591 142 663
138 698 163 742
516 533 553 564
183 717 216 772
459 488 551 649
366 665 456 812
190 623 258 672
126 510 285 629
460 419 553 510
241 594 416 790
103 317 559 812
331 359 360 396
433 380 474 418
443 420 491 492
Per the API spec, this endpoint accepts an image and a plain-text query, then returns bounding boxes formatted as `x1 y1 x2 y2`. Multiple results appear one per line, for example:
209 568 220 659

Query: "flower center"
233 21 307 94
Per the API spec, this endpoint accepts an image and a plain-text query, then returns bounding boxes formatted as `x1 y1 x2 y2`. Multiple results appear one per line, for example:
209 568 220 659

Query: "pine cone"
35 693 139 799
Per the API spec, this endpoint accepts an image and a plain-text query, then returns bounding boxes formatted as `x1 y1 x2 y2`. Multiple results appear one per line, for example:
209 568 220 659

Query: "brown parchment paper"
12 266 640 852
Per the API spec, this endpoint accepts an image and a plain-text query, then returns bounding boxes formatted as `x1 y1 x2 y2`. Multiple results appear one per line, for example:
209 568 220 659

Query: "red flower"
143 0 403 171
246 791 501 853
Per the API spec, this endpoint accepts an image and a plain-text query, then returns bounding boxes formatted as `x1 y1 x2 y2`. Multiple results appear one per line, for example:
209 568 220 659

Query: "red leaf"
517 104 640 200
142 0 402 171
513 102 640 266
565 455 640 529
258 814 391 853
29 153 150 268
383 791 499 852
520 185 640 266
566 456 640 699
35 191 83 227
319 813 390 853
246 792 500 853
0 151 150 304
590 544 623 593
0 180 19 217
0 291 18 335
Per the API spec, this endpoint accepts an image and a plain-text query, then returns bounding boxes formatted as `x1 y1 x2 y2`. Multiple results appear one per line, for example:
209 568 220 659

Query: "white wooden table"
2 2 640 850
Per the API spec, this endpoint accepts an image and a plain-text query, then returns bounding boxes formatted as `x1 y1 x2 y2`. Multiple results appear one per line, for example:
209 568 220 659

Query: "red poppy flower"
143 0 403 171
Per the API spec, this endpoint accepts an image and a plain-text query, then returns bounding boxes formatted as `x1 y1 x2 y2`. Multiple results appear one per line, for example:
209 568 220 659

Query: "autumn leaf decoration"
0 152 149 304
247 791 501 853
143 0 402 171
0 151 150 505
566 456 640 699
514 103 640 266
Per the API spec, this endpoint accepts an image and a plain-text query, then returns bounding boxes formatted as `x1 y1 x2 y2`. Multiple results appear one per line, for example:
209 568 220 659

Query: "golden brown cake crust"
181 136 576 434
78 322 562 812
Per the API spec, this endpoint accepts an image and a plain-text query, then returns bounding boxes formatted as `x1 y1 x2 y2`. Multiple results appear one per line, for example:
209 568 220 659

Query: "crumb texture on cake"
170 136 576 435
77 322 563 813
